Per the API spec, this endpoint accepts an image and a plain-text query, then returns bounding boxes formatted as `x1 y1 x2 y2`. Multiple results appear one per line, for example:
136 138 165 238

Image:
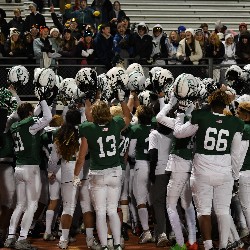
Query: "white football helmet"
138 90 151 106
144 77 152 90
152 68 174 92
106 67 128 90
34 68 56 89
126 63 144 76
75 68 97 92
59 78 78 100
97 73 108 91
55 75 63 89
127 71 146 91
8 65 29 85
173 73 199 100
235 94 250 105
225 65 243 86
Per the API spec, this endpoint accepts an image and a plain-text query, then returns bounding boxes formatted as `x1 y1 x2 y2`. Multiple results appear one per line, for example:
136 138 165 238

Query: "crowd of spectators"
1 1 250 78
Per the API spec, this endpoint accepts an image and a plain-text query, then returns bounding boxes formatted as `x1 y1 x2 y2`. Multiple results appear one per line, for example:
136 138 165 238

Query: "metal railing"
0 57 244 98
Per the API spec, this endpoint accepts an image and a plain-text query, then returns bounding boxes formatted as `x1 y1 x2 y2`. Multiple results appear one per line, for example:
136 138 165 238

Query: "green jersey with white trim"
191 109 244 155
119 126 132 170
79 116 125 170
10 116 42 165
241 122 250 171
131 124 153 161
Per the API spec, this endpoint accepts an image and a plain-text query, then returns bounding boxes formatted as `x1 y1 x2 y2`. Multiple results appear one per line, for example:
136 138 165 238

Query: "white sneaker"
58 240 69 249
138 230 152 244
43 232 55 241
157 232 169 247
86 237 102 250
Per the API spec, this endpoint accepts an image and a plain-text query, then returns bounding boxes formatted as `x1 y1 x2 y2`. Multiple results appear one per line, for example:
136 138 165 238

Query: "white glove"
73 175 82 187
117 89 125 102
87 49 94 55
81 50 89 57
48 52 62 58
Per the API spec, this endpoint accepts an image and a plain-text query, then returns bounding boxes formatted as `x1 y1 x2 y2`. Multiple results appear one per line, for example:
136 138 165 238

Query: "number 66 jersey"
174 109 244 177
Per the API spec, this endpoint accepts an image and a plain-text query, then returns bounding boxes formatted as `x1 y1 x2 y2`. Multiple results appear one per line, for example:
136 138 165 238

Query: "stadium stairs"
0 0 250 34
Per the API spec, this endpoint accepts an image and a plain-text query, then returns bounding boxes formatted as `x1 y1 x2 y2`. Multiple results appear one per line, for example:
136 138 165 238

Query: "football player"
4 100 52 250
173 90 244 250
128 105 154 244
74 93 131 250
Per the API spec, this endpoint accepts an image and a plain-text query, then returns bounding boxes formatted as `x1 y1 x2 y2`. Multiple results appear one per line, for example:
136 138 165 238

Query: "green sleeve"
113 116 125 131
79 121 91 138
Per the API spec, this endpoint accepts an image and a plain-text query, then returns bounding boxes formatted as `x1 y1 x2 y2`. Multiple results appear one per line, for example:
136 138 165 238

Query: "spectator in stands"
73 0 81 11
64 0 98 29
68 18 82 40
33 0 44 13
30 24 40 40
133 22 153 65
200 23 210 39
113 21 133 60
236 31 250 65
23 31 35 61
121 16 133 35
166 30 180 65
50 5 64 34
234 22 248 43
4 28 25 61
0 8 9 39
177 25 186 40
221 33 236 82
109 1 126 36
49 27 62 52
58 28 78 77
8 9 25 37
195 28 208 58
91 0 113 27
206 32 225 64
93 23 114 73
0 32 6 57
76 29 95 65
151 24 168 65
177 28 202 65
206 32 225 81
24 3 46 32
33 26 54 65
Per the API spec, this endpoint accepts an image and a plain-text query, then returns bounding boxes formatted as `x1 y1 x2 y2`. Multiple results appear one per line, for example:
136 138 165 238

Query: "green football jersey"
131 124 153 161
119 126 132 170
191 109 244 155
79 116 125 170
10 116 42 165
241 122 250 171
0 131 14 162
171 136 194 160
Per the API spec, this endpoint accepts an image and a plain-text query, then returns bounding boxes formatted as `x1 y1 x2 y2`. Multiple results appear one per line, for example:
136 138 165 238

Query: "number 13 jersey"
79 116 125 171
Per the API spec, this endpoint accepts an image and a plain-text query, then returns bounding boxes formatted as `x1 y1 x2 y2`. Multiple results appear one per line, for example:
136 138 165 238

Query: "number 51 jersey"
191 109 244 155
10 116 42 165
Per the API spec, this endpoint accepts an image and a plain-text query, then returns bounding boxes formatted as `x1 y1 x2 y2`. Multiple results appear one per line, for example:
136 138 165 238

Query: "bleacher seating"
1 0 250 34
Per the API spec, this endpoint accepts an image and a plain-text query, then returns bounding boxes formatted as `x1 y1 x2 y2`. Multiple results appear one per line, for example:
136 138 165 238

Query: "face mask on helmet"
58 78 77 105
8 65 29 89
75 68 97 92
225 65 242 85
153 69 174 93
34 68 56 89
138 90 151 106
55 75 63 89
106 67 128 91
127 71 146 91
